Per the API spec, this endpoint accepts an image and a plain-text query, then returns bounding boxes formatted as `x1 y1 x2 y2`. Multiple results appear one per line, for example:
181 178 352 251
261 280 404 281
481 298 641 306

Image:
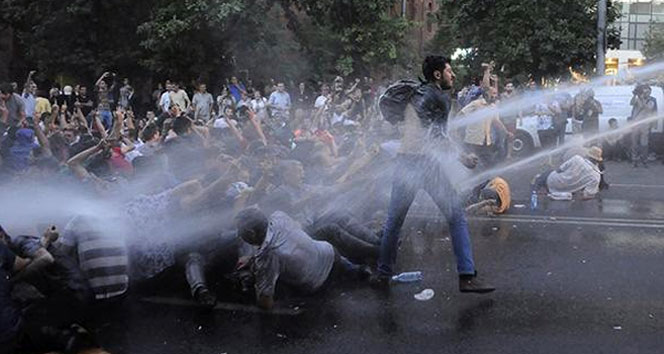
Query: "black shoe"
459 271 495 294
369 272 391 289
194 287 217 307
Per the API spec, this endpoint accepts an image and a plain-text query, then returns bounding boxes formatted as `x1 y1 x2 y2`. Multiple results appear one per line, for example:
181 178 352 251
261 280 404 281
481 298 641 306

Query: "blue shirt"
229 83 246 103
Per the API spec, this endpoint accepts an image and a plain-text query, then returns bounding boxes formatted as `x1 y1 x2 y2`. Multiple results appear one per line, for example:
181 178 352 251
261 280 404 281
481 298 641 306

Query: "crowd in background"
0 60 658 353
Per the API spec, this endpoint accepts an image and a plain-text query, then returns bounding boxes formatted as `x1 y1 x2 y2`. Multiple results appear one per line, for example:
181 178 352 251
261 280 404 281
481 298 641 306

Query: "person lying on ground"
235 208 371 310
465 177 511 215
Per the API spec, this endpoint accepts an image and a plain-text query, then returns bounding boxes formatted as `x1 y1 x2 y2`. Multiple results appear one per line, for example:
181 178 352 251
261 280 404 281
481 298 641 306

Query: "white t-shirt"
314 95 328 109
547 155 600 199
159 91 171 112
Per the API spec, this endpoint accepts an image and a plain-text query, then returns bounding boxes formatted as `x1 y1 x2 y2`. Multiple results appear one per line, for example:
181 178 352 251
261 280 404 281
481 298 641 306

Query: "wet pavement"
94 160 664 354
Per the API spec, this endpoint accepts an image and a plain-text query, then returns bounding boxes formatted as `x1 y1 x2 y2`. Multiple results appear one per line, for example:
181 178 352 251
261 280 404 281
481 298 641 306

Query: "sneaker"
459 271 495 294
194 287 217 307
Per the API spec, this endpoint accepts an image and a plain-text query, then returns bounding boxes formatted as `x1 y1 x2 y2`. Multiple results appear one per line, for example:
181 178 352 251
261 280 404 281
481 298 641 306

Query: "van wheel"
512 131 534 158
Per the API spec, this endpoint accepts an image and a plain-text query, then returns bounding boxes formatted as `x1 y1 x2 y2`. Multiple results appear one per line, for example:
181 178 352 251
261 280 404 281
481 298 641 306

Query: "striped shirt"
63 215 129 300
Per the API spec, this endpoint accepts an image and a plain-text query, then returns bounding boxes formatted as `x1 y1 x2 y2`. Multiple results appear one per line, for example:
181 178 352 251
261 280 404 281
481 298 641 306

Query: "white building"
613 0 664 51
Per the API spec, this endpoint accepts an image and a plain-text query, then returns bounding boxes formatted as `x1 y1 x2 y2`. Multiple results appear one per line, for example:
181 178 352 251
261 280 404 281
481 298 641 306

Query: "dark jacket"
410 82 452 137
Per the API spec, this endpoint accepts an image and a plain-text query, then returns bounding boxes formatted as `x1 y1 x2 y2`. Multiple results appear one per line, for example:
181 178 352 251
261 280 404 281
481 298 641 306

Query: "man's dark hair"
0 83 14 95
172 116 191 135
141 123 159 142
235 208 269 242
422 55 450 83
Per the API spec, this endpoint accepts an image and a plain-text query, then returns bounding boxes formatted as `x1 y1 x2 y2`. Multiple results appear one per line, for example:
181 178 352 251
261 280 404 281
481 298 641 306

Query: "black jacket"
410 82 452 137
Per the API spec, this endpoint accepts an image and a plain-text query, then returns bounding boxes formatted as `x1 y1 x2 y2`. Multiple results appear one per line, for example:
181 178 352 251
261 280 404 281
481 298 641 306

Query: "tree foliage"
0 0 410 84
0 0 152 81
430 0 622 83
644 23 664 61
290 0 411 78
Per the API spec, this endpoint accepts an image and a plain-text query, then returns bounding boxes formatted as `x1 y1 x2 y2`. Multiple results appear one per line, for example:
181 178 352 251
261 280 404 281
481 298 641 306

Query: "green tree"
430 0 621 84
136 0 244 81
0 0 412 86
0 0 153 82
644 23 664 61
292 0 411 77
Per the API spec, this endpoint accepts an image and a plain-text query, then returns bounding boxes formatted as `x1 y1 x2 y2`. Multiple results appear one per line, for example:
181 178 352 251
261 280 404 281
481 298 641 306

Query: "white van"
513 85 664 156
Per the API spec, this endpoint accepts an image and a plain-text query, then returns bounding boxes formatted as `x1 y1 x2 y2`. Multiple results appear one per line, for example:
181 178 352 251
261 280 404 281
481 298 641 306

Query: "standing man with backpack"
374 56 495 293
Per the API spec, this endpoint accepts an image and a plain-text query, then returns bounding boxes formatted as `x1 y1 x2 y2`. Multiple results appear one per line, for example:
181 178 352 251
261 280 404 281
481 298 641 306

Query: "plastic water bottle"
530 191 538 210
391 271 423 283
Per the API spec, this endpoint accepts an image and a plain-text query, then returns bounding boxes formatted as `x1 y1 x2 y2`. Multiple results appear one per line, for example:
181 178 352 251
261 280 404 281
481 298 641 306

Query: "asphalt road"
93 159 664 354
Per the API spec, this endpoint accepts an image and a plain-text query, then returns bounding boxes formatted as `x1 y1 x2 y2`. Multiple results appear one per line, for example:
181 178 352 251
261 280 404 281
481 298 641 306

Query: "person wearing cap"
532 146 603 201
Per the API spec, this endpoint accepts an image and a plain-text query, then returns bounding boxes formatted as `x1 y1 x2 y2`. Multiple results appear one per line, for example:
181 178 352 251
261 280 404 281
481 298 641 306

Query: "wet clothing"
468 177 511 214
379 154 475 275
10 235 92 302
546 155 601 200
630 95 657 165
62 216 129 300
254 211 335 298
125 188 179 279
379 80 476 276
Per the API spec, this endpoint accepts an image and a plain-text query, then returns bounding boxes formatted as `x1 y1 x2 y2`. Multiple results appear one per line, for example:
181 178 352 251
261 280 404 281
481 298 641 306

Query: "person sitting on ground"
532 146 603 200
465 176 511 215
602 118 627 161
235 208 371 310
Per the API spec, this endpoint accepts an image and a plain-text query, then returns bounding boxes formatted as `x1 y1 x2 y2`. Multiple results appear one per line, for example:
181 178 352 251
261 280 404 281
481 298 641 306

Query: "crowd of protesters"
0 55 650 353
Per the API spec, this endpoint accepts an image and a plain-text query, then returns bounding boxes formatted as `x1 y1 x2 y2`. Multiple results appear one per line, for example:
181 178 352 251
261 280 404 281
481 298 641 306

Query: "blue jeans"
378 154 476 276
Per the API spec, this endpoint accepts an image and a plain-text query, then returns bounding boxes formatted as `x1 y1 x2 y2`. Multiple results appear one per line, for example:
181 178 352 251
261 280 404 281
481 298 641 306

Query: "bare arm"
247 110 267 146
0 100 8 125
74 107 90 134
120 137 135 155
58 104 69 128
225 117 247 150
23 70 36 94
180 172 236 211
95 72 109 88
481 63 493 89
67 141 104 180
32 114 53 158
92 111 108 140
108 109 124 140
11 248 55 284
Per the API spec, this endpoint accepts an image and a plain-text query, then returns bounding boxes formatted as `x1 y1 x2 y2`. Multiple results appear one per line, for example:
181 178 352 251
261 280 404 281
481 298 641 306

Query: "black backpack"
378 79 420 125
